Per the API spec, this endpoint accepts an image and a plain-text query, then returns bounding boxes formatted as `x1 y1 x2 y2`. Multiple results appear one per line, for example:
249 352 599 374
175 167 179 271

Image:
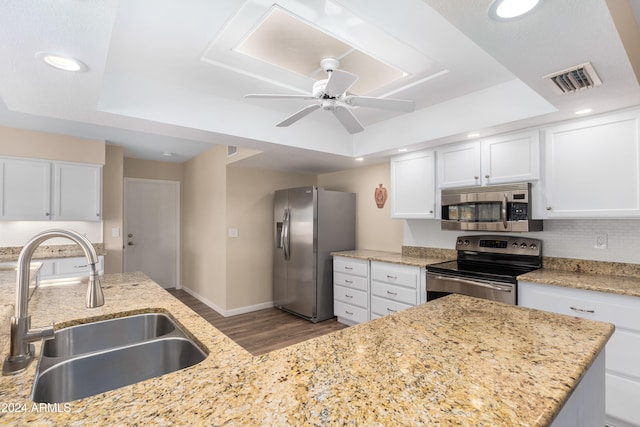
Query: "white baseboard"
180 286 274 317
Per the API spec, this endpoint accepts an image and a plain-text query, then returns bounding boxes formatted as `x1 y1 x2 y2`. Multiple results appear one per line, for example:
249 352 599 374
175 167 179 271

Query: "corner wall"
103 145 124 273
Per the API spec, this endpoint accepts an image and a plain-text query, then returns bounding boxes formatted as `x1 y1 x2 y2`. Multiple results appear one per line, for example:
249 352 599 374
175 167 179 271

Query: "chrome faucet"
2 229 104 375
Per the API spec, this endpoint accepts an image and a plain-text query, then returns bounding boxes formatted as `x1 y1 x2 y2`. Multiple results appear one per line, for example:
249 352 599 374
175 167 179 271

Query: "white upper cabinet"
542 109 640 218
0 157 102 221
437 141 481 188
0 158 51 220
481 131 540 185
390 150 436 219
52 162 102 221
437 131 540 189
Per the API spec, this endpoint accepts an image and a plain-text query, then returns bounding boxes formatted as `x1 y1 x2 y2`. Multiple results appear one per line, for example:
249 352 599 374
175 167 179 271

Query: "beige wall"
226 165 315 310
103 145 124 273
318 162 403 252
0 126 105 164
123 157 184 182
181 145 228 307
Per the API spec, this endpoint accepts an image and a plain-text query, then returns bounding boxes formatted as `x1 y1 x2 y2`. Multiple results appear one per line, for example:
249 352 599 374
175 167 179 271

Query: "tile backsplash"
404 219 640 264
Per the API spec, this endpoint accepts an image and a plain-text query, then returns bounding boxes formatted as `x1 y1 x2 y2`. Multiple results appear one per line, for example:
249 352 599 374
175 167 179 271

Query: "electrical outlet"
594 232 608 249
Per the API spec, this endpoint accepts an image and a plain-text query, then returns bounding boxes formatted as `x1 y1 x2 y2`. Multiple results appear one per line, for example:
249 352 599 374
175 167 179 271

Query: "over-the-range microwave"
440 183 543 232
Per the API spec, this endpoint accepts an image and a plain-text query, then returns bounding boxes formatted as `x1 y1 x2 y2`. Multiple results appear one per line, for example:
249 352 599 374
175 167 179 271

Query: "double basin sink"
32 312 207 403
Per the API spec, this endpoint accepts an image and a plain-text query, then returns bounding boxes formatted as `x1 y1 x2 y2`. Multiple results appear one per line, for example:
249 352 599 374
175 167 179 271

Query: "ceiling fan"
245 58 415 134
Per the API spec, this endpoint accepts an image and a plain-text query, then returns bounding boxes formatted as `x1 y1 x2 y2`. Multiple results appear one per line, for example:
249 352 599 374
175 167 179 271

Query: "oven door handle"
430 274 513 293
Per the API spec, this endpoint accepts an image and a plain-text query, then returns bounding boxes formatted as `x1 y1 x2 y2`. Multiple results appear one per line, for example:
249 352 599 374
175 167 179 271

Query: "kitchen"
0 0 639 425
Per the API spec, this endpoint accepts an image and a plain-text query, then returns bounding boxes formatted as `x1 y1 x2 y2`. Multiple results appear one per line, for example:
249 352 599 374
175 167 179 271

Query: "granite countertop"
518 268 640 298
332 248 453 267
0 243 106 263
0 273 613 426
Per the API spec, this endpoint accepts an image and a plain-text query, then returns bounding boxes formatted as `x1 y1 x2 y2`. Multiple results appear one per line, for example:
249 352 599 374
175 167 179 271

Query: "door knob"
128 242 135 246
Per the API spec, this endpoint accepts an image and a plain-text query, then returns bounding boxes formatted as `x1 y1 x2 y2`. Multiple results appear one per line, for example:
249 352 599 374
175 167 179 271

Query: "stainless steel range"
426 235 542 305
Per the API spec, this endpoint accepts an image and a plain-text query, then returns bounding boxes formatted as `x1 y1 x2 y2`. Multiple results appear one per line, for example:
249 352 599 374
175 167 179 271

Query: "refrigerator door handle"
283 208 291 260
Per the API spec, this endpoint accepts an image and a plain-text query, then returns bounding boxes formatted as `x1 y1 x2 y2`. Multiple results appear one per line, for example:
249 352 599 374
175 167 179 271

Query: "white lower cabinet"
333 257 369 326
370 261 425 319
39 256 105 281
334 257 426 325
519 281 640 427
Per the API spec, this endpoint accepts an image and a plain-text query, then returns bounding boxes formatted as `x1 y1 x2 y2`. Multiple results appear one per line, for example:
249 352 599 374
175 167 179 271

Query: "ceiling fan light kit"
245 58 415 134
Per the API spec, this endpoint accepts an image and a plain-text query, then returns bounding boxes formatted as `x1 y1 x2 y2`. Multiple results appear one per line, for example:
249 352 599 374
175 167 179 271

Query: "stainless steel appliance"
441 183 542 232
426 235 542 305
273 187 355 322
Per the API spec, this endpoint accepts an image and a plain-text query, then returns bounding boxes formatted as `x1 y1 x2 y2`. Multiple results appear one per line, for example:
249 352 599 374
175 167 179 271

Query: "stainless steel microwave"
441 183 542 232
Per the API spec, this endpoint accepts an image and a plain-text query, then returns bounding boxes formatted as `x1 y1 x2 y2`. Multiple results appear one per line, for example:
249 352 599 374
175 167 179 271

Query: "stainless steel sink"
32 312 207 403
43 313 177 357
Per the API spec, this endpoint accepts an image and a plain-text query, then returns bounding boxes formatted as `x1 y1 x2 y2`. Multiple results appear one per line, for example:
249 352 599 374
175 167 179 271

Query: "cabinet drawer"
53 256 104 277
371 295 413 317
371 262 418 288
607 329 640 379
334 284 368 309
606 373 640 426
333 257 368 277
334 272 368 292
518 282 640 332
334 300 368 324
371 282 417 306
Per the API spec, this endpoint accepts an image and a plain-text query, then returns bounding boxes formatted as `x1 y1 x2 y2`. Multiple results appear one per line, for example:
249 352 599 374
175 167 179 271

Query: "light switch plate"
228 228 239 238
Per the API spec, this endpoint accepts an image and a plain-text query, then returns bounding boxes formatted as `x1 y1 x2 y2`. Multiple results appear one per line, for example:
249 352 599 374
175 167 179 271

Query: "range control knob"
464 239 470 246
511 242 518 248
520 243 527 249
530 243 537 250
457 239 464 246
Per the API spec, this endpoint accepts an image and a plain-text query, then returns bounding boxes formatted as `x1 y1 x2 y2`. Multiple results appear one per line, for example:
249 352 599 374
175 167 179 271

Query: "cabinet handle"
74 265 89 269
546 206 552 211
386 275 397 280
344 279 353 284
45 212 50 217
474 176 479 180
429 210 433 214
96 213 100 217
570 306 595 314
345 310 354 316
386 308 397 313
344 266 353 270
386 291 398 296
485 175 490 179
344 294 353 299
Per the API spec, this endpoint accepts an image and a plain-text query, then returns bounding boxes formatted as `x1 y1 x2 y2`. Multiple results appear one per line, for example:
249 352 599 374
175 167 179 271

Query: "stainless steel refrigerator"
273 186 355 323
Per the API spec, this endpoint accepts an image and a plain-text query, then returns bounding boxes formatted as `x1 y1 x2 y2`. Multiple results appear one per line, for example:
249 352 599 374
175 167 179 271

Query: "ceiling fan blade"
324 70 358 97
245 94 315 100
276 104 321 127
344 95 415 112
332 106 364 134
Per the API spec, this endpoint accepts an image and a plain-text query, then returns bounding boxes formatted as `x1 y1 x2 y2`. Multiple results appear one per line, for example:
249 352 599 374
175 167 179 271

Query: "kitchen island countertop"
0 272 613 426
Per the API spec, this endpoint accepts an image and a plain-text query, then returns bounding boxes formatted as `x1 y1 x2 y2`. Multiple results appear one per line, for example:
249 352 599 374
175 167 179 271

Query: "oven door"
426 271 516 305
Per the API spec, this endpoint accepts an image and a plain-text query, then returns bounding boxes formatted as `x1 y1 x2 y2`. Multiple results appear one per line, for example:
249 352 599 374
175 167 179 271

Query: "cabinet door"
481 130 540 185
437 141 481 188
53 163 102 221
390 150 436 219
1 158 51 220
543 110 640 218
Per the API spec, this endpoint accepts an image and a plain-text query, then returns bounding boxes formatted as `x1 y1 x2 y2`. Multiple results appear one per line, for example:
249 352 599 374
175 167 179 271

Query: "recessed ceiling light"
162 152 174 157
355 157 364 162
574 108 593 115
467 132 480 138
489 0 541 21
35 52 87 72
398 148 408 152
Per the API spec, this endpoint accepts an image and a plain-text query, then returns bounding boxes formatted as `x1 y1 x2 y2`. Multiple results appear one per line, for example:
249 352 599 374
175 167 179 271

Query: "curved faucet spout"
3 229 104 375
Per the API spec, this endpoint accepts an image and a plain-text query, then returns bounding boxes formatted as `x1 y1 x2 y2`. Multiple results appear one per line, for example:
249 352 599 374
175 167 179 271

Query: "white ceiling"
1 0 639 174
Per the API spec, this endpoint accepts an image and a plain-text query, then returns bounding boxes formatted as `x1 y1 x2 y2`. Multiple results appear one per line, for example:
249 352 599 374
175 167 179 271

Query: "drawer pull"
386 275 397 280
344 266 353 270
386 291 398 296
570 306 595 314
345 310 354 316
344 294 353 299
74 265 89 269
344 279 353 284
386 308 397 313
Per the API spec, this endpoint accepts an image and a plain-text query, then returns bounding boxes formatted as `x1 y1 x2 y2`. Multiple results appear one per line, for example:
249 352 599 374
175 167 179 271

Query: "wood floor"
165 288 348 356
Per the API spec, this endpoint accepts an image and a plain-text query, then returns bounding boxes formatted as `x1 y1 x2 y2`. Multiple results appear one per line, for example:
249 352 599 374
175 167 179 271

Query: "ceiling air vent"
227 145 238 157
543 62 602 94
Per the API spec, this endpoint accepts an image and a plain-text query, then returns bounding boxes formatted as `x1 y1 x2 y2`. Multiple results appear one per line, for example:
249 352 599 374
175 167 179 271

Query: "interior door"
124 178 180 289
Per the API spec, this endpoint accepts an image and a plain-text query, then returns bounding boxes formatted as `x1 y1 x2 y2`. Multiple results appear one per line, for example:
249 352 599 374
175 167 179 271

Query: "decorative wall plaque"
374 184 388 208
